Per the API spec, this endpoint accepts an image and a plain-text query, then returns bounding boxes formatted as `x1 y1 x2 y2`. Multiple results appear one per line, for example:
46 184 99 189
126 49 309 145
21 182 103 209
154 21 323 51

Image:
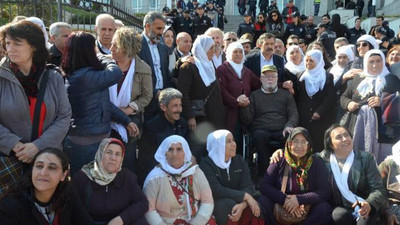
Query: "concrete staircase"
224 15 244 33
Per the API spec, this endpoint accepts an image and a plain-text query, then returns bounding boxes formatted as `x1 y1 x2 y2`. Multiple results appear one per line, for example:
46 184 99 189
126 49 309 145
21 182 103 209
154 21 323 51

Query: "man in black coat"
348 17 366 44
172 8 194 38
138 12 171 121
49 22 72 67
244 33 286 84
137 88 188 185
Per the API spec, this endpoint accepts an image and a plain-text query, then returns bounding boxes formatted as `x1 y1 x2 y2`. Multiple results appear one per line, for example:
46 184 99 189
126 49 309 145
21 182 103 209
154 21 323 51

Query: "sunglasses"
226 38 237 41
356 42 369 48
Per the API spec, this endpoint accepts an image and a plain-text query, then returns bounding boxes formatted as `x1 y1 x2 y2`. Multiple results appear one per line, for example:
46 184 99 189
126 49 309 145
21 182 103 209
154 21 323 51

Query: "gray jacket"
0 58 71 155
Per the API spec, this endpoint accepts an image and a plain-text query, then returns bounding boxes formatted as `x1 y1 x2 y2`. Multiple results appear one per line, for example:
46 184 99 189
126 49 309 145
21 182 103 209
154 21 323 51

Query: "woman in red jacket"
216 42 260 150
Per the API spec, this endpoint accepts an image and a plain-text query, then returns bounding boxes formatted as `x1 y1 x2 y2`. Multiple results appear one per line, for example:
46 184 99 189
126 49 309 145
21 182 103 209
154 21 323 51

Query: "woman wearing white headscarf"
379 141 400 225
296 50 336 152
143 135 216 225
343 35 381 83
329 45 355 87
328 45 356 122
177 35 225 160
216 42 260 135
340 49 400 141
199 130 264 225
283 45 306 94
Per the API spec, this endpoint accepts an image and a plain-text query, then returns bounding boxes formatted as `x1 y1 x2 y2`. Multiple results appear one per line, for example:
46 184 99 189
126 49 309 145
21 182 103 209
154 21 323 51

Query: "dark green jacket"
199 155 254 203
318 150 386 212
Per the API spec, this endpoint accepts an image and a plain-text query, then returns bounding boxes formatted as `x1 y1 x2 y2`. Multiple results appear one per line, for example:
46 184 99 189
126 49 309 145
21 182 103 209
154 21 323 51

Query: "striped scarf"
284 143 314 192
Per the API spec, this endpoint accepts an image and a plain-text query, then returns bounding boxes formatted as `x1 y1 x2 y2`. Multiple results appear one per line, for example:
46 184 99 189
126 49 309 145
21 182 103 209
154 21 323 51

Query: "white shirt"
212 53 223 68
96 39 111 54
143 34 163 90
260 53 274 72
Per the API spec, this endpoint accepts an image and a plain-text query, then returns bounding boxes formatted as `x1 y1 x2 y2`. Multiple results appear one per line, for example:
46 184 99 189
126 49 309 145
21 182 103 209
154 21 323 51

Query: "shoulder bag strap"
204 83 217 104
281 163 290 193
31 69 49 141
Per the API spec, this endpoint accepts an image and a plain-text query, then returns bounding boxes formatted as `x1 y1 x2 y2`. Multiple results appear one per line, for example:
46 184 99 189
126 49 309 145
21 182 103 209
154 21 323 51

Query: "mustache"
266 47 273 52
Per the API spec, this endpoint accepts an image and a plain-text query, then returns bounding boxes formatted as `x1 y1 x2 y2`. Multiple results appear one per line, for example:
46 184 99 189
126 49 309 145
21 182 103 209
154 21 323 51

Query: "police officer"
237 11 255 38
193 4 212 38
283 12 306 42
316 23 337 60
173 8 194 38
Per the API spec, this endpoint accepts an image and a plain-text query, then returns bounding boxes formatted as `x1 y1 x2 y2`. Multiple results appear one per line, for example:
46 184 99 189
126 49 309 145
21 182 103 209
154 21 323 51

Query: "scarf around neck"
299 50 326 97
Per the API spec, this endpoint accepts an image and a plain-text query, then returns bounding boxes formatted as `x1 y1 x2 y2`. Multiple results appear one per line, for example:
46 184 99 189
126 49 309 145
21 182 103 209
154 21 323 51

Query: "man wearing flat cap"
241 65 298 177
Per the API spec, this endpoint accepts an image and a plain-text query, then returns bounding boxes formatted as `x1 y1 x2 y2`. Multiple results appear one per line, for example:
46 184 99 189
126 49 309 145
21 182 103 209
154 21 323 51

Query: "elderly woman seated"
260 127 332 225
143 135 216 225
199 130 264 225
72 138 148 225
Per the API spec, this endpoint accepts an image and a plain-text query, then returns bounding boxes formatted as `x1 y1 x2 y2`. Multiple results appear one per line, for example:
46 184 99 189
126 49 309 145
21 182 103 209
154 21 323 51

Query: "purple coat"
259 155 332 206
216 62 261 132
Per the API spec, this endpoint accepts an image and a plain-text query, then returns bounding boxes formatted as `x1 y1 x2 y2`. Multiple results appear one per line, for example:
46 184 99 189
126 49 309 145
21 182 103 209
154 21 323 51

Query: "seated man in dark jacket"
137 88 188 186
241 65 298 176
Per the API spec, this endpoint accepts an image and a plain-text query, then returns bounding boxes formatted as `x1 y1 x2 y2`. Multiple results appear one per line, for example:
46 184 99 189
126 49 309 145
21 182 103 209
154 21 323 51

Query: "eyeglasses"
290 140 309 146
288 42 299 46
225 38 237 41
356 42 369 48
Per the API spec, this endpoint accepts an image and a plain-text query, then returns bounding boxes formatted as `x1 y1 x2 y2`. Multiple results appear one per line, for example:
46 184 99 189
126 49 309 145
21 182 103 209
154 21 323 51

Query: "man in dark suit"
244 33 286 85
138 11 171 121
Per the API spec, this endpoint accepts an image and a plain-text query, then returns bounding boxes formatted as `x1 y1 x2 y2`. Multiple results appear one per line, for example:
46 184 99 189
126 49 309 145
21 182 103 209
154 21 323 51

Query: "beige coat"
130 55 153 112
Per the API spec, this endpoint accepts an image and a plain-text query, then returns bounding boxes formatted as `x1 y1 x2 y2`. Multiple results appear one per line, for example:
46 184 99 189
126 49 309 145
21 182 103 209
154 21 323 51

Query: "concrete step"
224 15 244 33
377 0 400 16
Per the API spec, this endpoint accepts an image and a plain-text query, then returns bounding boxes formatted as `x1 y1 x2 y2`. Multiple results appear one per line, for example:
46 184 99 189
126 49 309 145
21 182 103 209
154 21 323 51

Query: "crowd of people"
0 0 399 224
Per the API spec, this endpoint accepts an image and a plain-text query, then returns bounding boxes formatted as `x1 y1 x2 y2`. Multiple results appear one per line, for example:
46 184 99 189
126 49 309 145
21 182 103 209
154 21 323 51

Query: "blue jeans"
63 136 101 175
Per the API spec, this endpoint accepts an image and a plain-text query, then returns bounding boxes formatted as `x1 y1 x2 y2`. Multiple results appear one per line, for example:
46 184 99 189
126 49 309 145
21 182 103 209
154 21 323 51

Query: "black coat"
295 71 336 152
0 186 92 225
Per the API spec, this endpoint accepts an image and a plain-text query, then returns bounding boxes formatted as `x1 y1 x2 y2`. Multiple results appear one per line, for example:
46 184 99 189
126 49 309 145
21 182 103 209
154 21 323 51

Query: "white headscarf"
393 141 400 167
299 50 326 97
226 42 245 78
285 45 305 75
330 45 355 84
357 49 390 99
356 34 381 50
144 135 197 188
207 130 231 169
192 35 216 87
26 17 51 49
